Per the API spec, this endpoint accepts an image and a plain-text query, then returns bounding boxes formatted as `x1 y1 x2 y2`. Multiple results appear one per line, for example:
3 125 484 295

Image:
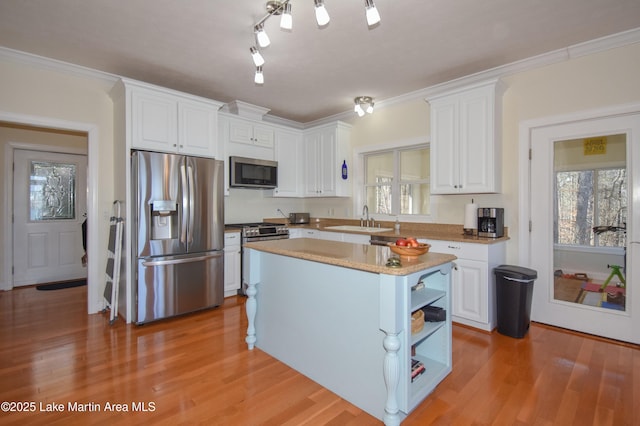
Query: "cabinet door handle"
447 245 461 250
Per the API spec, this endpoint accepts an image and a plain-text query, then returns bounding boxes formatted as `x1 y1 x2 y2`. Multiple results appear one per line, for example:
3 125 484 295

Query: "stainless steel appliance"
289 212 310 224
369 234 397 246
478 207 504 238
133 151 224 324
225 222 289 294
229 156 278 189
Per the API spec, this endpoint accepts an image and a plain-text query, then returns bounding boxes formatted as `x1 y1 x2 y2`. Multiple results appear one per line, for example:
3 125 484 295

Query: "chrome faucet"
362 204 369 228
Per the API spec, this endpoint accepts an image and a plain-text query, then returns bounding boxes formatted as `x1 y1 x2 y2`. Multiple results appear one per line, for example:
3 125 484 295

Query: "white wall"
0 55 115 312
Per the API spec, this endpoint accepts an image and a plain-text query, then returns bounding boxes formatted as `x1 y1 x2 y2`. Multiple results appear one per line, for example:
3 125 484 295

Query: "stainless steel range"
226 222 290 243
225 222 289 294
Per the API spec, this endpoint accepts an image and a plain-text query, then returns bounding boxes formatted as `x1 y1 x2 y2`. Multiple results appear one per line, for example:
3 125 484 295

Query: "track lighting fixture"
314 0 330 26
254 23 270 47
254 66 264 85
365 0 381 26
354 96 374 117
249 1 381 85
250 47 265 67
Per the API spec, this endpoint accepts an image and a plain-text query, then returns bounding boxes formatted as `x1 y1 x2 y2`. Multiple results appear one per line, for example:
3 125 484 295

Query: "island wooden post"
379 274 404 426
245 248 259 350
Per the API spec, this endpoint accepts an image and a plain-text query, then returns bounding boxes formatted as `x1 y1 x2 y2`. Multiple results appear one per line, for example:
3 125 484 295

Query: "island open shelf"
243 238 455 426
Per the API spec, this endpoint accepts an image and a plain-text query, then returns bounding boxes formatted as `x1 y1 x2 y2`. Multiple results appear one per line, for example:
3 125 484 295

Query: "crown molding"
351 27 640 118
2 27 639 125
0 47 118 87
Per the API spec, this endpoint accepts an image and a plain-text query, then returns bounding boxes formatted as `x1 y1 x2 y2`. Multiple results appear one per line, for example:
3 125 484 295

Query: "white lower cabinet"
289 229 371 245
420 239 505 331
224 232 241 297
341 233 371 245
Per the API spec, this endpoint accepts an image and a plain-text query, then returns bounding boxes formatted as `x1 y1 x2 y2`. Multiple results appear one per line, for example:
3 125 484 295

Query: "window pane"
596 169 627 247
366 180 392 215
30 161 76 221
400 183 430 215
400 148 429 180
365 152 393 185
555 170 594 245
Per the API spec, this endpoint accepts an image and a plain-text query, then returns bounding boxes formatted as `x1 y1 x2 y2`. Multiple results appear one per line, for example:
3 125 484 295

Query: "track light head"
314 0 330 26
255 23 270 47
280 3 292 30
250 47 265 67
254 66 264 85
365 0 381 26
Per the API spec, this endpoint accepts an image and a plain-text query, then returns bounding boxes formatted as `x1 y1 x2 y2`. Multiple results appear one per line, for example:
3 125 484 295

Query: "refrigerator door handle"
187 164 195 245
142 252 223 267
180 163 188 244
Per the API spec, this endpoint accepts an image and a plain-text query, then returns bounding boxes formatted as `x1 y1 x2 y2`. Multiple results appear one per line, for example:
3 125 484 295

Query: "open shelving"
402 269 452 414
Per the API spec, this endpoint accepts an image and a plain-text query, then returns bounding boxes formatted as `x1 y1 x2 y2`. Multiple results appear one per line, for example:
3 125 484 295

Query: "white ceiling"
1 0 639 123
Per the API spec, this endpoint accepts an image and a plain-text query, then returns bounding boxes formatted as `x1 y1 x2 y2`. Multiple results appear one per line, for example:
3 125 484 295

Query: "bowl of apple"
388 238 431 258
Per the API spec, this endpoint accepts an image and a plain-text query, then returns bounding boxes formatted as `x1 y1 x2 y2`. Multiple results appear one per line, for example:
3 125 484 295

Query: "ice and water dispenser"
150 200 178 240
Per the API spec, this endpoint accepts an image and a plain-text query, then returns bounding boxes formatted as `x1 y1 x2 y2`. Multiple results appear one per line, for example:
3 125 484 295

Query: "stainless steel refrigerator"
132 150 224 324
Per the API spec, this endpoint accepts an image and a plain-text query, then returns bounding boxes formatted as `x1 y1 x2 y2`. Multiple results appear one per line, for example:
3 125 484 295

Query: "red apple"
406 237 419 247
395 238 408 246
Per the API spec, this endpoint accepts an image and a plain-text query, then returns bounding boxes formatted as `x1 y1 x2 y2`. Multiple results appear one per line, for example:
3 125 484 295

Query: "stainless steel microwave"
229 156 278 189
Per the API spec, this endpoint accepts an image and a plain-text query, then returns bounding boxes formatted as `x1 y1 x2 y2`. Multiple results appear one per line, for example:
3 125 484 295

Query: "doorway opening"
1 116 99 315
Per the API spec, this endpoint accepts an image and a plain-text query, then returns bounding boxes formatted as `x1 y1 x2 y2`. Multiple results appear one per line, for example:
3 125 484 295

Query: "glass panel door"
553 135 627 312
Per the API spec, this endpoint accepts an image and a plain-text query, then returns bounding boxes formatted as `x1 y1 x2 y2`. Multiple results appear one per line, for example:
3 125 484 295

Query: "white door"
529 113 639 343
13 149 88 286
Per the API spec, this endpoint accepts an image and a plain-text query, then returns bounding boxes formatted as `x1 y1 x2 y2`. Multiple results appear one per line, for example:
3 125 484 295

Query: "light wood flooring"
0 285 638 425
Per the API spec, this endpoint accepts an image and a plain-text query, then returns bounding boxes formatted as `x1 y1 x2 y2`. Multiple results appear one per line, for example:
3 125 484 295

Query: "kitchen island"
243 238 456 425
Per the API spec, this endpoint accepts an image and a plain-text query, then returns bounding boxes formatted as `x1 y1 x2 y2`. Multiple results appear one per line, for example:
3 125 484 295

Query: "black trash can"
494 265 537 338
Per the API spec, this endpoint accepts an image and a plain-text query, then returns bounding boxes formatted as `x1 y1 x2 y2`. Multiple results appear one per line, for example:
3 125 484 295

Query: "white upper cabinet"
427 79 503 194
220 114 275 163
228 118 274 148
272 128 304 198
128 82 222 158
303 121 352 197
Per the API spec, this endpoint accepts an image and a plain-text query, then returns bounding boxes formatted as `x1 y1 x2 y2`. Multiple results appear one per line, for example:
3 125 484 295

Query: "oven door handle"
245 235 290 243
370 239 391 246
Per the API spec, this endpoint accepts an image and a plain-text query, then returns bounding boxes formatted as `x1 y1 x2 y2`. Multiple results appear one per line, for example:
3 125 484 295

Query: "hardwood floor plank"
1 286 638 425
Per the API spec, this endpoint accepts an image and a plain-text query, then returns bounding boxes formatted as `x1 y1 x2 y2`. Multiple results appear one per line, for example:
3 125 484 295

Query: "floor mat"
36 279 87 291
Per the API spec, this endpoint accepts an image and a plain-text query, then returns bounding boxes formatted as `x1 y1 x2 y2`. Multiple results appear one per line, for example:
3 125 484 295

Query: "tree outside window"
555 168 626 247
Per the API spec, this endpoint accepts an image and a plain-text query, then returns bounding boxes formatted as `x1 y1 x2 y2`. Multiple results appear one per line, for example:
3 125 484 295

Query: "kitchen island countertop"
243 238 456 276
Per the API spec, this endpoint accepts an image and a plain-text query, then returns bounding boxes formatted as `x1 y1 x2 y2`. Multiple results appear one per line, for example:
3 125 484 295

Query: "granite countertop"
269 218 510 244
243 238 457 276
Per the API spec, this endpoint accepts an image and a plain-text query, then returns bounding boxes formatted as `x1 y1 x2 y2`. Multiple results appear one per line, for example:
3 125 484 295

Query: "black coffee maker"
477 208 504 238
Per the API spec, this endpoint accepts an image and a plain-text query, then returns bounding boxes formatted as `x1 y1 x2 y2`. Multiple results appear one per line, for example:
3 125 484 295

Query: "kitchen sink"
324 225 393 233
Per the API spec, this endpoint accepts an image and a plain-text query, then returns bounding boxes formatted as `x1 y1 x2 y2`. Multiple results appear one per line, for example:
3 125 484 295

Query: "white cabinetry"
224 232 241 297
273 129 304 197
128 82 221 158
427 79 503 194
303 122 352 197
289 229 371 244
228 118 274 148
420 239 505 331
219 115 275 162
341 233 371 245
